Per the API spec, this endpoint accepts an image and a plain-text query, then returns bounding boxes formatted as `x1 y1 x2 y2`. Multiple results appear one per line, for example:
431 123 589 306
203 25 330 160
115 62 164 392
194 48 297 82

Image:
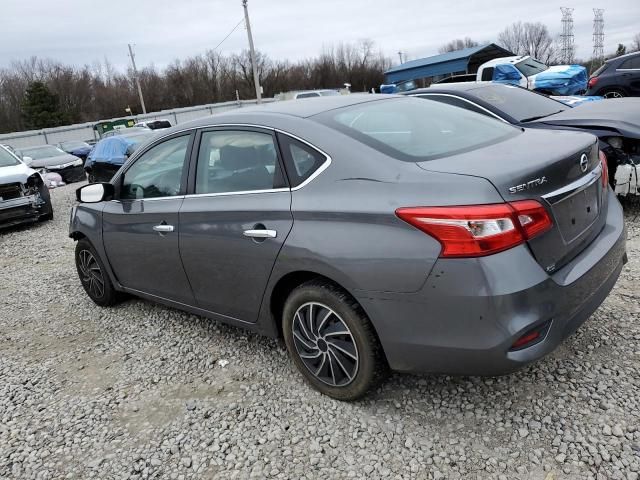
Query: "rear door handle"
153 224 174 233
243 229 277 239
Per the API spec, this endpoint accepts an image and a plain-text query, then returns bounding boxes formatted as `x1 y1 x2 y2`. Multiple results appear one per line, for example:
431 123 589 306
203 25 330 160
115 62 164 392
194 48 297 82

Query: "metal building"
384 43 514 85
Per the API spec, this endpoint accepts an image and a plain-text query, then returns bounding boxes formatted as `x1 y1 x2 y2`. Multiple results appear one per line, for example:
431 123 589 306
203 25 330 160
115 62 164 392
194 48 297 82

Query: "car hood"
532 98 640 138
0 162 36 183
30 153 81 168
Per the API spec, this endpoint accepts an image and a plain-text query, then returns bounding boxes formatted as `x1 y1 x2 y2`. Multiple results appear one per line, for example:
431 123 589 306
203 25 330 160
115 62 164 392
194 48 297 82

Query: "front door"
179 128 293 322
103 134 195 305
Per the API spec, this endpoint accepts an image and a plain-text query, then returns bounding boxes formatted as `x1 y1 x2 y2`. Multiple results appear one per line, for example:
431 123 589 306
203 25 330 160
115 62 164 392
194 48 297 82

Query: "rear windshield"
314 97 518 161
515 58 548 77
466 84 567 122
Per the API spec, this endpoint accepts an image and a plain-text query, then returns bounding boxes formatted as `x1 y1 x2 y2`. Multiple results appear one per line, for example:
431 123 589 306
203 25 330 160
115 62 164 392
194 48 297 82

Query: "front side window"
120 135 189 200
315 97 517 162
195 130 284 194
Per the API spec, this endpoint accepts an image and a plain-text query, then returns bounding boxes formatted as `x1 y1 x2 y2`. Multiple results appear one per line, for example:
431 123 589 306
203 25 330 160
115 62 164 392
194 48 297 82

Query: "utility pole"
128 43 147 114
242 0 262 103
397 51 404 64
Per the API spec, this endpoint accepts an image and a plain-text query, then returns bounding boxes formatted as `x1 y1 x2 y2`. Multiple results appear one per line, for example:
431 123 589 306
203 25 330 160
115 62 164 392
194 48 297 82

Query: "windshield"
319 90 340 96
0 147 21 167
20 146 66 159
515 58 549 77
467 84 567 122
60 141 89 150
315 97 518 162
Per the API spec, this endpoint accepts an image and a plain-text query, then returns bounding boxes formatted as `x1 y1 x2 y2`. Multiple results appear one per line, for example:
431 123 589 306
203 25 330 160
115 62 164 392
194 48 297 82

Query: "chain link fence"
0 99 273 149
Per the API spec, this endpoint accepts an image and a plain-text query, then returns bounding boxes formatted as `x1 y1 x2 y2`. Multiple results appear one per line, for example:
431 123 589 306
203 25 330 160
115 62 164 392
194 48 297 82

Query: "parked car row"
70 92 628 400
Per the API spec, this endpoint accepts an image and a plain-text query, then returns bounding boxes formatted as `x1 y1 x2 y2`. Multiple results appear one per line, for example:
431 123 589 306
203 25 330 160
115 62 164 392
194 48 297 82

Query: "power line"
213 18 245 51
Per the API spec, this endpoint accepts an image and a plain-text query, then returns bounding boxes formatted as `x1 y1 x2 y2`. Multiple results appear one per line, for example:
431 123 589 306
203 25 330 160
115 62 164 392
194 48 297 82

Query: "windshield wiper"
520 110 565 123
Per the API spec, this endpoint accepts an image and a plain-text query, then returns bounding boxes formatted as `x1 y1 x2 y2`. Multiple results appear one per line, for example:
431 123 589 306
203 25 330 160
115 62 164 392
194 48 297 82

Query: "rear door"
618 56 640 95
178 127 293 322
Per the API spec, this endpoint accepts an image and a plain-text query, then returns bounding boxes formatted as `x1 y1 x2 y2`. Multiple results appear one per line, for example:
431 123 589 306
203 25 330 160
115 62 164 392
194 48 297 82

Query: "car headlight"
72 158 82 166
24 173 43 196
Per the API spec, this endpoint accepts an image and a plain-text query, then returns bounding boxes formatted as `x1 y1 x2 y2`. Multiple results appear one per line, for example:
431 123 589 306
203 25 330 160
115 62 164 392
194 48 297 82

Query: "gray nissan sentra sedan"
69 94 627 400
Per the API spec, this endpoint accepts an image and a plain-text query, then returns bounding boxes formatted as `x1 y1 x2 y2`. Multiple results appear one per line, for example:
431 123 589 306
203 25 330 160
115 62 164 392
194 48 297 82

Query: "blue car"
85 132 154 183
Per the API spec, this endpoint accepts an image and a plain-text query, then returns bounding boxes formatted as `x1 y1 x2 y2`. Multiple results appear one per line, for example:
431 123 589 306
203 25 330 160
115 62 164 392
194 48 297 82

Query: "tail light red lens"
588 76 598 89
599 150 608 188
396 200 552 258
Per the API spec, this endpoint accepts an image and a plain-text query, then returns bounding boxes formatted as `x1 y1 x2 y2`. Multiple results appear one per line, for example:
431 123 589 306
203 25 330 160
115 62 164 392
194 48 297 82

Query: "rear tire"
282 280 387 401
75 238 119 306
602 88 625 99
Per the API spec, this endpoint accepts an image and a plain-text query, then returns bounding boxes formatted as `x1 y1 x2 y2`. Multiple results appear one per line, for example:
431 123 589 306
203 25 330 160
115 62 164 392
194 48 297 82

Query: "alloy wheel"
292 302 359 387
603 91 624 99
78 249 105 298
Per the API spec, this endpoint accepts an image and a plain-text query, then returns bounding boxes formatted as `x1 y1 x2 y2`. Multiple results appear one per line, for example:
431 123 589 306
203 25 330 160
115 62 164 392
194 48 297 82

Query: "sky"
1 0 638 72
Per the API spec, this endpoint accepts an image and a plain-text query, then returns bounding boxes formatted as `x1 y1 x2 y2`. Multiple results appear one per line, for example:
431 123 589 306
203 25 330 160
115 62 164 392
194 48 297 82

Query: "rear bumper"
49 164 85 183
85 162 121 183
356 189 627 375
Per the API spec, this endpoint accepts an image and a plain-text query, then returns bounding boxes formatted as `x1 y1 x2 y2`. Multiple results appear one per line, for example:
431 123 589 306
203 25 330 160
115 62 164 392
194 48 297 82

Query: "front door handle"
243 229 277 239
153 224 174 233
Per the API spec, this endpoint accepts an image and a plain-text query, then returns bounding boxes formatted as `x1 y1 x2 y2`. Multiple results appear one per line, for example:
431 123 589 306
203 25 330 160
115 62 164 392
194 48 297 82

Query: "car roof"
406 82 494 94
168 94 392 132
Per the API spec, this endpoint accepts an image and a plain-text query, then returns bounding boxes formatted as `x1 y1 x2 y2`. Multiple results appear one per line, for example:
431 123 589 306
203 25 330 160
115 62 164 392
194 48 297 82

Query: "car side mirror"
22 156 33 166
76 182 114 203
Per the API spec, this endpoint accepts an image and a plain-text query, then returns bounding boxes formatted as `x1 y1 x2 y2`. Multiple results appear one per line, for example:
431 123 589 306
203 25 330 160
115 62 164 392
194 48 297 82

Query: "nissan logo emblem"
579 154 589 173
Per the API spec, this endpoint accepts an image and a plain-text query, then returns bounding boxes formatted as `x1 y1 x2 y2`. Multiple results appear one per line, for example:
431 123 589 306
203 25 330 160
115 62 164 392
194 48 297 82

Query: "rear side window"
277 134 327 187
315 97 517 162
592 63 609 76
296 92 321 99
481 67 494 81
619 57 640 69
195 130 285 194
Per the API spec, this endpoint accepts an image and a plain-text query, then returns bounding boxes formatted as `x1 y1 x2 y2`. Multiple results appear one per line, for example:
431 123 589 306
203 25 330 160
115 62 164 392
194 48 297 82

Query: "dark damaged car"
405 83 640 194
0 146 53 228
17 145 85 183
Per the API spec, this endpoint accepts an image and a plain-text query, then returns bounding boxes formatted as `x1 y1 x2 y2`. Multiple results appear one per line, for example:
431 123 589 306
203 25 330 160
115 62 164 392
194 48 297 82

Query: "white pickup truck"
475 56 588 95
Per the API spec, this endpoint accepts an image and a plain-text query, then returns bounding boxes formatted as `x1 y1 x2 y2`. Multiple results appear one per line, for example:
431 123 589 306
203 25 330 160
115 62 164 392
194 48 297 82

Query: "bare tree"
632 33 640 52
438 38 479 54
498 22 556 64
0 39 392 134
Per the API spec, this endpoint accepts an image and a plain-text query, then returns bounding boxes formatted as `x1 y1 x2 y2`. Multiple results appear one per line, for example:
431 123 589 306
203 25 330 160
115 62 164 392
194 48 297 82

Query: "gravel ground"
1 183 639 480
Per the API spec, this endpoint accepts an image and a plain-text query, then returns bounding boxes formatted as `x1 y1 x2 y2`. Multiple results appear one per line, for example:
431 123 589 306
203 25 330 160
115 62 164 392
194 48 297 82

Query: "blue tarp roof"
384 43 513 84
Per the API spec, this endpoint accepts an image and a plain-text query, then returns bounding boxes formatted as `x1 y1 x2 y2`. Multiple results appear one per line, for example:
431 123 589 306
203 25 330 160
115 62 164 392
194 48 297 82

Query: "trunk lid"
416 128 606 273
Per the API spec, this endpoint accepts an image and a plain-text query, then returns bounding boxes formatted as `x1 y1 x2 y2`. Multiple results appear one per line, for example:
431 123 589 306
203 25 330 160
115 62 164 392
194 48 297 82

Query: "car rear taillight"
599 150 608 188
588 76 598 89
510 320 551 350
396 201 552 258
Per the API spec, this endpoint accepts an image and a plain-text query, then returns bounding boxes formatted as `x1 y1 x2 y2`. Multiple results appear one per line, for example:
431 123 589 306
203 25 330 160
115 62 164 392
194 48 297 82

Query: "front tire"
75 238 119 306
282 280 387 401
